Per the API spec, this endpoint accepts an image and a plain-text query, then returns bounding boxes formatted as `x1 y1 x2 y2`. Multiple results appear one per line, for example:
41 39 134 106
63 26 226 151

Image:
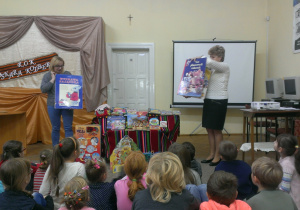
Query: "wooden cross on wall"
127 14 133 25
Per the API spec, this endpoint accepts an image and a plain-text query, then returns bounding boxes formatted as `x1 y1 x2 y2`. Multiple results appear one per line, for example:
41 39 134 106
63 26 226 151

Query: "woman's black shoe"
201 158 213 163
209 159 221 166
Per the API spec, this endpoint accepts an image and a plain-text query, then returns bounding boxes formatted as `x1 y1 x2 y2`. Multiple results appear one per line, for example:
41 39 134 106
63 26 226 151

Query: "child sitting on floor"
274 134 300 209
33 149 53 193
0 140 38 193
132 152 199 210
0 158 54 209
182 141 202 178
39 137 86 209
200 171 251 210
114 151 148 210
168 142 201 185
215 140 257 199
246 156 297 210
85 158 117 210
59 176 94 210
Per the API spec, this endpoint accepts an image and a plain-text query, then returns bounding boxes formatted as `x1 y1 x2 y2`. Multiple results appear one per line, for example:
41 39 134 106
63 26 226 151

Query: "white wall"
0 0 270 134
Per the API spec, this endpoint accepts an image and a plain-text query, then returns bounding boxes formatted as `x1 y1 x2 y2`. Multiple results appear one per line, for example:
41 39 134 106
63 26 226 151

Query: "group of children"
0 133 299 210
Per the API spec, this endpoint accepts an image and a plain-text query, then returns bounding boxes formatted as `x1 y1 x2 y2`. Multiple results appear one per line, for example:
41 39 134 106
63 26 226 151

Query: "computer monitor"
265 78 283 99
283 76 300 100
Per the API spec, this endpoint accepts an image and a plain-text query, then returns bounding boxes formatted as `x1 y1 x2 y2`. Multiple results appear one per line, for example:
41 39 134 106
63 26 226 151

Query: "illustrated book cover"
107 116 126 130
126 111 149 130
55 74 83 109
177 57 211 99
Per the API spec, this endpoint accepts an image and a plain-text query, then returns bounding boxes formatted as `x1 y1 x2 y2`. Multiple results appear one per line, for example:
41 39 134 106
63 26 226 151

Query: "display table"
0 110 27 154
241 108 300 163
92 115 180 158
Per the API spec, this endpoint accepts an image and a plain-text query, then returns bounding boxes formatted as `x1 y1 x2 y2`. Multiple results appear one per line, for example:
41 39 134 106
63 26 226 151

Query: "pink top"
200 200 251 210
114 174 147 210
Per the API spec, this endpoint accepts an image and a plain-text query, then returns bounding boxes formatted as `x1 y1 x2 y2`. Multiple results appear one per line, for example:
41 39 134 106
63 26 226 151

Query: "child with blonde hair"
33 149 53 192
0 158 54 209
59 176 94 210
114 151 148 210
274 134 300 209
39 137 86 209
85 158 117 210
200 171 251 210
246 156 297 210
132 152 199 210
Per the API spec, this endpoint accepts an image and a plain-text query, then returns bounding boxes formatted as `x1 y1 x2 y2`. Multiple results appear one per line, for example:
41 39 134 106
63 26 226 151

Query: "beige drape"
0 16 110 112
0 87 95 145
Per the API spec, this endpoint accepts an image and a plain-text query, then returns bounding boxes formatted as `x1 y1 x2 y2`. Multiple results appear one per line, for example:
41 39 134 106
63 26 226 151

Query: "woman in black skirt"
201 45 230 166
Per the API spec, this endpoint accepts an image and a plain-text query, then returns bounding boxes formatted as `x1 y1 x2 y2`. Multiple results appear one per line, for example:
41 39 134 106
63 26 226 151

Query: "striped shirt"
33 168 47 193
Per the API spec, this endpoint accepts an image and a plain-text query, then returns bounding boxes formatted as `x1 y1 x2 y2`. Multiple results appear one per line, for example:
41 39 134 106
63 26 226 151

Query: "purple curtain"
0 16 110 112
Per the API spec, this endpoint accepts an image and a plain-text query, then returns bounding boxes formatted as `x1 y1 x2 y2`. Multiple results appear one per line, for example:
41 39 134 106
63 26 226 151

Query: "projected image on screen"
266 81 275 94
285 79 296 95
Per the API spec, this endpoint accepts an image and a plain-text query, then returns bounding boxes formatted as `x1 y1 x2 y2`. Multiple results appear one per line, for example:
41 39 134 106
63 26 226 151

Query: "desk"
241 109 300 163
0 111 27 154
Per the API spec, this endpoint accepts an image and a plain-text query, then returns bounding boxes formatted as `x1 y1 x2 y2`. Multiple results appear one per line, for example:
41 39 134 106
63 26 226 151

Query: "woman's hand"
190 55 205 62
50 71 56 83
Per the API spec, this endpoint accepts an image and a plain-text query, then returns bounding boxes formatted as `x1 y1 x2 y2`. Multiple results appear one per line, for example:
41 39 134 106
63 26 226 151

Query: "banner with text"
0 53 58 81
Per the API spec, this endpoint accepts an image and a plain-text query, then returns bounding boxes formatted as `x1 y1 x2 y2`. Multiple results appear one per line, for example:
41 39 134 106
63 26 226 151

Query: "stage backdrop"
0 16 108 144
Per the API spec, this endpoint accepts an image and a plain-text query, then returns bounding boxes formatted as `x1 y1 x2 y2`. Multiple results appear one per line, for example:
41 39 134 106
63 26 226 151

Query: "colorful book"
149 117 160 130
107 116 126 130
55 74 83 109
177 57 210 99
127 111 149 130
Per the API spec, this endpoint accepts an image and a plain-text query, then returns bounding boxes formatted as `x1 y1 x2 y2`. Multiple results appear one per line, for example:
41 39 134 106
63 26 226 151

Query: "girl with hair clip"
114 151 148 210
39 137 86 210
85 158 117 210
59 176 94 210
40 56 73 147
274 133 300 209
0 158 54 210
33 149 53 193
132 152 199 210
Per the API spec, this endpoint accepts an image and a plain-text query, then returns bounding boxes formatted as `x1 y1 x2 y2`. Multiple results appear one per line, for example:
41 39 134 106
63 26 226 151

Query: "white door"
107 44 155 110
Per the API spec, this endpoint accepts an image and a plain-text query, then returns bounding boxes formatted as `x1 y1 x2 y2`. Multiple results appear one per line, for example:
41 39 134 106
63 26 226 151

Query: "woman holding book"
201 45 230 166
40 56 73 147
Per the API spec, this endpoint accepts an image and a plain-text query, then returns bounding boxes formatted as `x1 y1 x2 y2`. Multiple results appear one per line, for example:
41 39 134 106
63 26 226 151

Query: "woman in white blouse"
200 45 230 166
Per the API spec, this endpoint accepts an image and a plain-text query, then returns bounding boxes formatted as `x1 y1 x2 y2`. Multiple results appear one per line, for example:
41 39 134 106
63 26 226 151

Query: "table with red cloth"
92 115 180 158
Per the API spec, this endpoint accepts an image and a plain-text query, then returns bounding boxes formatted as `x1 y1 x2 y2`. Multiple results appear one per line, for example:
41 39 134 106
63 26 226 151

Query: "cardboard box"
75 125 101 162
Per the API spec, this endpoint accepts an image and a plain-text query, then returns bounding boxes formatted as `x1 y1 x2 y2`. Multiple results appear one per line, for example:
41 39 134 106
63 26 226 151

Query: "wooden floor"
24 134 277 165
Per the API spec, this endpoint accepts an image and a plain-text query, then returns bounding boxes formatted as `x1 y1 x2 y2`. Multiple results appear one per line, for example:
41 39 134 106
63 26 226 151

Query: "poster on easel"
55 74 83 109
177 57 210 99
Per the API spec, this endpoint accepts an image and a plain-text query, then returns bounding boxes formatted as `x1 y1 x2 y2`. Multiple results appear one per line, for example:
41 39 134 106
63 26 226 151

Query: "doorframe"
106 43 155 108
